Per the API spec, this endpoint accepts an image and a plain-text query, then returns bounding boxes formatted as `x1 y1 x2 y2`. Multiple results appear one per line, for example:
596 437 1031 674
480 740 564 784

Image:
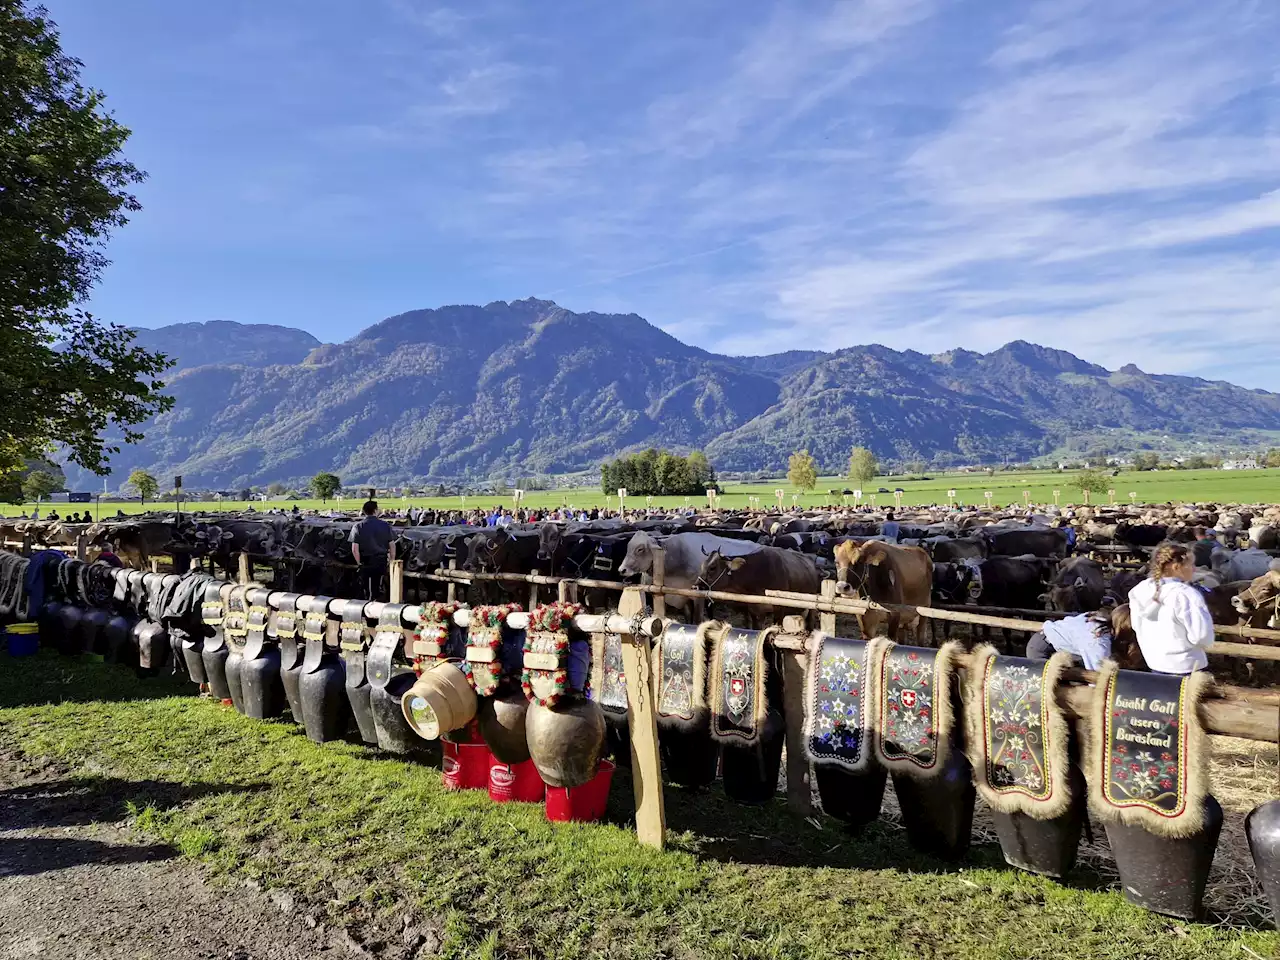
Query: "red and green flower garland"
410 601 460 674
464 603 522 694
522 601 582 707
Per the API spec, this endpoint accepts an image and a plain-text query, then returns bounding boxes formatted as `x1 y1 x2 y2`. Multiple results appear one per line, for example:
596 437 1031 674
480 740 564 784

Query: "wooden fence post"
618 587 665 849
389 559 404 604
75 534 88 561
650 548 666 620
780 588 828 817
446 558 457 604
238 551 251 585
819 579 837 635
528 569 540 611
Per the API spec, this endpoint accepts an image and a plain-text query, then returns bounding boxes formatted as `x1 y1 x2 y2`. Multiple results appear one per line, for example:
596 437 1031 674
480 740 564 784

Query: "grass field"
0 654 1275 959
8 468 1280 519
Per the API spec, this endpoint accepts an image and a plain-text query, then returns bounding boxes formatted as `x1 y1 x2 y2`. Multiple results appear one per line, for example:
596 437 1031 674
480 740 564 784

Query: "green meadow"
1 655 1273 960
8 468 1280 518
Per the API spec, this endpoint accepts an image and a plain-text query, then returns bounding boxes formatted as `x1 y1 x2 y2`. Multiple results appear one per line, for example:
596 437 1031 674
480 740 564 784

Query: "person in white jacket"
1127 542 1216 675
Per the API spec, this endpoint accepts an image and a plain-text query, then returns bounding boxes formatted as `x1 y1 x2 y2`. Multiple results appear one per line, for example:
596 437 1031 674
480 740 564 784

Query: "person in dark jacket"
349 500 393 601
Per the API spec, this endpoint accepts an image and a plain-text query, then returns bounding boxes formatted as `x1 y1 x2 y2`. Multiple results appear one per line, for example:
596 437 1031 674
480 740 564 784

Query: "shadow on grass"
0 835 174 878
606 764 1100 879
0 653 194 708
0 775 267 831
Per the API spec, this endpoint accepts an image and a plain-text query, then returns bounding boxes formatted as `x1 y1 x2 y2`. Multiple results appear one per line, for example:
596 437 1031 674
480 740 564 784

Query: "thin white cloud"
137 0 1280 389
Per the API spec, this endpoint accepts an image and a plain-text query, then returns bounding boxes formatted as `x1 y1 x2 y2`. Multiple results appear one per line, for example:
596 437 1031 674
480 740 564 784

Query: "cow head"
537 522 562 562
697 548 745 590
1231 561 1280 624
931 563 972 604
617 532 654 578
833 540 888 598
1043 575 1090 612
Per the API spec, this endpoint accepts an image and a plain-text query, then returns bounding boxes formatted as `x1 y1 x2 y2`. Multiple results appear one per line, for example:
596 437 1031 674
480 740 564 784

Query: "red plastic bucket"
545 759 615 823
488 755 546 803
442 741 490 791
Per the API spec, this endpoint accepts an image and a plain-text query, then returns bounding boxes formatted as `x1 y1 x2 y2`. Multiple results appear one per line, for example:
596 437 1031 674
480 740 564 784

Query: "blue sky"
52 0 1280 388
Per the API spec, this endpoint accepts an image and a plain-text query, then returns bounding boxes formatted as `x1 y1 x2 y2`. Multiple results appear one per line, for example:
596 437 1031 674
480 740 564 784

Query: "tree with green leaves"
1132 452 1160 471
654 451 693 495
847 446 878 486
788 450 818 493
310 472 341 503
1073 468 1110 499
1265 449 1280 469
126 468 158 504
22 469 60 503
600 449 710 496
0 3 172 481
687 450 714 489
266 481 287 497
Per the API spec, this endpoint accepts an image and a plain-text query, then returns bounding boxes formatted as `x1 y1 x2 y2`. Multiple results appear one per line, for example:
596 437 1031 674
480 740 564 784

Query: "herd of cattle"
5 503 1279 646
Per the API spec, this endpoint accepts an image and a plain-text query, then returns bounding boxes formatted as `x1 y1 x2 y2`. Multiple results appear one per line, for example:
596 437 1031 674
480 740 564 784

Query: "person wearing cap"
349 500 393 601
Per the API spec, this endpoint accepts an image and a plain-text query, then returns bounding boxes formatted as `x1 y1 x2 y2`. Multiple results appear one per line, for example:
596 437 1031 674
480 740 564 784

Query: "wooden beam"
388 559 404 604
781 645 812 816
617 587 665 849
238 551 250 585
650 547 666 620
818 580 837 635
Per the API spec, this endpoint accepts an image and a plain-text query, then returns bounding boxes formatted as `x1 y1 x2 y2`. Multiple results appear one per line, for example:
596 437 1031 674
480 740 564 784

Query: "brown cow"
1231 562 1280 626
833 540 933 643
697 546 821 628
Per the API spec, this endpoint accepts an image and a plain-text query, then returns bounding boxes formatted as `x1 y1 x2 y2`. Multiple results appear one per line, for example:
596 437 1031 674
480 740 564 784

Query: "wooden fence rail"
8 547 1278 853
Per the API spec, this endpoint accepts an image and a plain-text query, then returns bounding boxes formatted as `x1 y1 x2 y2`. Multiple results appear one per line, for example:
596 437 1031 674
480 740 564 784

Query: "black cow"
1116 523 1170 549
981 526 1068 559
1043 557 1106 612
933 557 1056 610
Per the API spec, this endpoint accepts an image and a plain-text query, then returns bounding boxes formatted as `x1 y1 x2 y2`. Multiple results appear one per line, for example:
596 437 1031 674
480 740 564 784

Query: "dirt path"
0 760 390 960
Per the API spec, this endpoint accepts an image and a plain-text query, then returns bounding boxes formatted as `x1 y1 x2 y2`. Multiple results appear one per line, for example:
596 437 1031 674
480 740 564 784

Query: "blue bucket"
3 622 39 657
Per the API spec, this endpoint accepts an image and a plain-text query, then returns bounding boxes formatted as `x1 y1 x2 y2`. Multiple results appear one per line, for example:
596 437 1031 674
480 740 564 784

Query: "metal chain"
629 610 650 713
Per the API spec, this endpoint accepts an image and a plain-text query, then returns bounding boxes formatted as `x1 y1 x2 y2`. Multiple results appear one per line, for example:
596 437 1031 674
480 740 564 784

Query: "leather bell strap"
223 585 249 639
338 599 368 652
200 582 227 653
200 582 225 627
367 603 408 690
243 587 272 660
272 593 299 640
301 595 332 644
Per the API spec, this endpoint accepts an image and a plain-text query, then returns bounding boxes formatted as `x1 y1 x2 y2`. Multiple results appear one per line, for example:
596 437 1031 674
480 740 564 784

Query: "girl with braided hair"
1127 541 1215 675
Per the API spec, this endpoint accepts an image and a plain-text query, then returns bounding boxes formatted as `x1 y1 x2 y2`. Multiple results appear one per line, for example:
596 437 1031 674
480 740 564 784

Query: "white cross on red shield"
900 689 918 709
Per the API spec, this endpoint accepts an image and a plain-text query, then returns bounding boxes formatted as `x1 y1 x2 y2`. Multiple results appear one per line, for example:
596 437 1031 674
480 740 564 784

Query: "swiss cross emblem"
730 678 746 697
900 689 917 709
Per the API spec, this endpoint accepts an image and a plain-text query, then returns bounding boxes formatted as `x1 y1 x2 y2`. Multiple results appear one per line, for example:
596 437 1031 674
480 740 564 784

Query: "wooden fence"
6 541 1279 851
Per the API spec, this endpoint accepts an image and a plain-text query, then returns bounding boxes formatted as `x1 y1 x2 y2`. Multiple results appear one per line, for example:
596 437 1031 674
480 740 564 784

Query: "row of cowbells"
401 661 606 789
37 602 181 677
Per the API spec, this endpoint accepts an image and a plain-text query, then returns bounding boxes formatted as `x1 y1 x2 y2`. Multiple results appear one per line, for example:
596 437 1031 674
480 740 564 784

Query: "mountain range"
65 299 1280 489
